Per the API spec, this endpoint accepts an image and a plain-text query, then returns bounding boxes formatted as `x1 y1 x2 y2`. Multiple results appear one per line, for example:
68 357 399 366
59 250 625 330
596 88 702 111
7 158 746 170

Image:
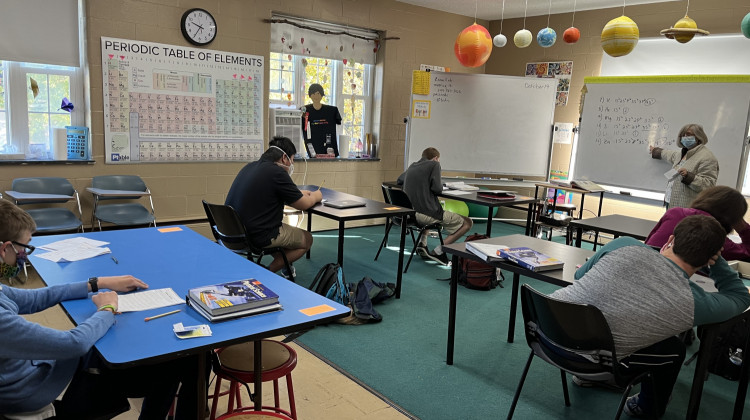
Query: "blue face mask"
681 136 697 149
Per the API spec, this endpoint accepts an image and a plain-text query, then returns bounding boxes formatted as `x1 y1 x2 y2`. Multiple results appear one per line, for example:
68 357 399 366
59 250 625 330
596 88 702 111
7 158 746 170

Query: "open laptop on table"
322 199 366 209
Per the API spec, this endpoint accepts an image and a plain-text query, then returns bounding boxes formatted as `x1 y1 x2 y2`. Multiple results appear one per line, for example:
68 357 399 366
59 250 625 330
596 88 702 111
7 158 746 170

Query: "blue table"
29 226 349 415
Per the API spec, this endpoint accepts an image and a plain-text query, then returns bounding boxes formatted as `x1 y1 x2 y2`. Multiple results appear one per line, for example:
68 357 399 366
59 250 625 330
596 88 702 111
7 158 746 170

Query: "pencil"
144 309 181 322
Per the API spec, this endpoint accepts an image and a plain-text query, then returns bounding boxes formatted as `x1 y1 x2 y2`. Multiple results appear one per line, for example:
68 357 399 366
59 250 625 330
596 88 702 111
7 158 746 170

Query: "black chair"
384 188 444 272
507 285 655 420
374 184 415 261
202 200 294 281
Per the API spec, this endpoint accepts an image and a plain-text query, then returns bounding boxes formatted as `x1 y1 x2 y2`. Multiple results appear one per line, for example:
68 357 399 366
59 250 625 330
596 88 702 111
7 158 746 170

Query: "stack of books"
187 279 281 322
498 247 565 272
465 242 508 262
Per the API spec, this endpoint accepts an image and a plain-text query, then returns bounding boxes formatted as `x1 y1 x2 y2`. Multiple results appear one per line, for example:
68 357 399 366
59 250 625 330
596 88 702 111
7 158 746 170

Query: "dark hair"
422 147 440 160
263 136 296 161
672 215 726 267
308 83 325 97
690 186 748 233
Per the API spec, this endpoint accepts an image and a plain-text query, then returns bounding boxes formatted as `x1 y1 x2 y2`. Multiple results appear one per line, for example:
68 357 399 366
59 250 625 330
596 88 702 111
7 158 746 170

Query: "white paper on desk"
442 189 473 196
38 237 109 251
34 246 111 262
117 288 184 312
664 168 679 180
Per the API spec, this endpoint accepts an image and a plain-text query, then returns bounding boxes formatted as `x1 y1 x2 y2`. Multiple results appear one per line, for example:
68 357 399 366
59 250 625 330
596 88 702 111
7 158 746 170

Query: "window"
0 61 83 157
270 15 379 156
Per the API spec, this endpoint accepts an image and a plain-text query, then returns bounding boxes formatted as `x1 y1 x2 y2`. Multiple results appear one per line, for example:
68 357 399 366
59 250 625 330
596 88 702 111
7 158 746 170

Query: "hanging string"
523 0 528 28
474 0 478 22
622 0 626 16
547 0 552 28
500 0 505 33
571 0 577 27
685 0 690 16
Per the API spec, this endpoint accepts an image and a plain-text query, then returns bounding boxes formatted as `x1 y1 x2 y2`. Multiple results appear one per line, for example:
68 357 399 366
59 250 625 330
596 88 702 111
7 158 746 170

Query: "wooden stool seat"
210 340 298 420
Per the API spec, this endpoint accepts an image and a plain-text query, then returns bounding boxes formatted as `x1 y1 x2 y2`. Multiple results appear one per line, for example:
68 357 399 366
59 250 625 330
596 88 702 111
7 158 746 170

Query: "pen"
111 256 119 264
144 309 181 322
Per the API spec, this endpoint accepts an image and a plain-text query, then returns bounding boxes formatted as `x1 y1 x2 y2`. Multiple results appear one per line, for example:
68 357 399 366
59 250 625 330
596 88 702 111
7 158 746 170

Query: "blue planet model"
537 27 557 48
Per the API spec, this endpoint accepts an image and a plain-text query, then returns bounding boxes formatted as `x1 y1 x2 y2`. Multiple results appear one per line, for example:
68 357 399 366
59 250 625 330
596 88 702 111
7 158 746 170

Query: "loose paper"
117 288 184 312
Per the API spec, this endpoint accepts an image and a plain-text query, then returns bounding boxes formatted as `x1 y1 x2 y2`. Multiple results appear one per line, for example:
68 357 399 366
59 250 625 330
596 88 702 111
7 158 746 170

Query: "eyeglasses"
9 241 35 255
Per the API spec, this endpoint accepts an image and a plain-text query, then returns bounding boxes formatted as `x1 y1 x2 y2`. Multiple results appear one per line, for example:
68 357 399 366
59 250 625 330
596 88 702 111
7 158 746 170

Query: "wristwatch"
88 277 99 292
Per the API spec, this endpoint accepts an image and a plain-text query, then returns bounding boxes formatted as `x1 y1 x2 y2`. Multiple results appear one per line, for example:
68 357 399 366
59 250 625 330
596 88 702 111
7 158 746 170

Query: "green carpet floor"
287 222 747 419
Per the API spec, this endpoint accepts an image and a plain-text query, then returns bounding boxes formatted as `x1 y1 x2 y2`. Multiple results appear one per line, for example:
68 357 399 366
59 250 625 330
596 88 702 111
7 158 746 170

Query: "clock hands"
190 21 205 33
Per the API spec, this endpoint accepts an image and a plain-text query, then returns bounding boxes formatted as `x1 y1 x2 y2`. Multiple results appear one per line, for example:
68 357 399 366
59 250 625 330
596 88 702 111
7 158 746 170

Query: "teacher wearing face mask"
649 123 718 209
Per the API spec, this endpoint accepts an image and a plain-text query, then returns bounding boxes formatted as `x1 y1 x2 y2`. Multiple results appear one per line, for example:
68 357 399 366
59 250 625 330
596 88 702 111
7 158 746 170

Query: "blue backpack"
309 263 349 305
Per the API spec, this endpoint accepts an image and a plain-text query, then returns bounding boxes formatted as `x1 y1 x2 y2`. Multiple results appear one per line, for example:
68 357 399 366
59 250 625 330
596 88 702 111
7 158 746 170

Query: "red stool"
216 411 293 420
210 340 298 420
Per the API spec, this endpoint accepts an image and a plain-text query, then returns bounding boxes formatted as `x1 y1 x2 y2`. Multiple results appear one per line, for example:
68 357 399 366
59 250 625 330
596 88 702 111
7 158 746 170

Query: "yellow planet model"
601 16 639 57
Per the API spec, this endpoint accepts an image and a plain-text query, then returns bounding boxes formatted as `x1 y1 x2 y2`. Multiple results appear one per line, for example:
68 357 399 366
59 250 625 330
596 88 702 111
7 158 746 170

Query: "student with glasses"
0 200 200 419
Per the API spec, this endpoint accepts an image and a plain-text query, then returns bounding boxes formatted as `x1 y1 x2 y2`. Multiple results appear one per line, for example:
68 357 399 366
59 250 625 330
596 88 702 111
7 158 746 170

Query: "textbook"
187 279 280 318
498 247 565 272
187 299 282 322
477 190 516 200
465 242 508 262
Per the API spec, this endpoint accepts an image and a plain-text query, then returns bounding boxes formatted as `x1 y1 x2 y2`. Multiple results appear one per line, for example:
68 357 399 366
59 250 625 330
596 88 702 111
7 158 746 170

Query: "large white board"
576 76 750 192
101 37 264 163
406 72 557 176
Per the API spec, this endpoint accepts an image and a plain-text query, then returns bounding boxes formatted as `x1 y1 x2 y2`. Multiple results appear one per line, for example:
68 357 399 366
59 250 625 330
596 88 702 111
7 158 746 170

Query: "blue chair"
90 175 155 230
9 177 83 234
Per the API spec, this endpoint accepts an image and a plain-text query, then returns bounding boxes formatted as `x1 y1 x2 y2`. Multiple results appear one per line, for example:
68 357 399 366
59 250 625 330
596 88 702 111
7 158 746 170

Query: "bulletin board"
101 37 264 164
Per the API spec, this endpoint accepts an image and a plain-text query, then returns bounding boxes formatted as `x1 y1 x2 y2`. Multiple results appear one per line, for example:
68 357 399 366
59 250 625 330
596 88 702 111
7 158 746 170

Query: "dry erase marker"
144 309 181 322
111 256 119 264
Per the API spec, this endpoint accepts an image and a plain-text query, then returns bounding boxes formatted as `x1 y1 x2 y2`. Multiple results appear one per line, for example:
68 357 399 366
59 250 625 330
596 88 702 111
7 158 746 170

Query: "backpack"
349 277 397 323
458 233 504 290
696 317 750 381
309 263 349 305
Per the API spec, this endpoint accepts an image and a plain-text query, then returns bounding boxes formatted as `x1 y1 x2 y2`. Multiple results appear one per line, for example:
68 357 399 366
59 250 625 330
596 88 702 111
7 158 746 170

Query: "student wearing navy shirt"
301 83 342 157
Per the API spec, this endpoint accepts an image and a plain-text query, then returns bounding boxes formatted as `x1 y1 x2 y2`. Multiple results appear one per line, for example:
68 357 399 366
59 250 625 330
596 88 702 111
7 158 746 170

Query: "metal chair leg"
507 351 535 420
374 222 394 261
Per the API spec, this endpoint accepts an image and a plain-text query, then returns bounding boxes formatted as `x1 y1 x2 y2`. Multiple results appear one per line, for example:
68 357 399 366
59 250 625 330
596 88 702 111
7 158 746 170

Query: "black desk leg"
337 221 345 267
574 227 583 248
197 351 208 419
687 327 717 419
508 273 520 343
254 340 262 411
732 325 750 420
486 207 493 236
306 211 312 259
524 203 533 236
447 254 459 365
395 221 407 299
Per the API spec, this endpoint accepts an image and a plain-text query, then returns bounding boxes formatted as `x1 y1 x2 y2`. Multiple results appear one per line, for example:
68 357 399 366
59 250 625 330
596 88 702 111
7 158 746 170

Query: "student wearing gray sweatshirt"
551 215 750 418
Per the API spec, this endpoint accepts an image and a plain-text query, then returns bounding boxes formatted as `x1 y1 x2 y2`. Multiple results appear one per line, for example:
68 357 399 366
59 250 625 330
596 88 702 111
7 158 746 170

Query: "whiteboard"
406 72 557 176
575 76 750 192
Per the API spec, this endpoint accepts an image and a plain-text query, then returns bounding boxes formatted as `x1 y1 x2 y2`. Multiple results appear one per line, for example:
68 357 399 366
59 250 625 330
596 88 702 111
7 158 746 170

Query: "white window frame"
269 52 374 152
2 61 84 156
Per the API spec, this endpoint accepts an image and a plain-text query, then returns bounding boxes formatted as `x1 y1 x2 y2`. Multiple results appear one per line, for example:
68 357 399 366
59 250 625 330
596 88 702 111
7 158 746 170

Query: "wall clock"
181 8 217 46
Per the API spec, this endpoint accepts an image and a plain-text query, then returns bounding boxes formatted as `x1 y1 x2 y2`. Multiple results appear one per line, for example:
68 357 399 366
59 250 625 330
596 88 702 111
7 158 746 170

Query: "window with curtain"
269 15 380 155
0 0 83 158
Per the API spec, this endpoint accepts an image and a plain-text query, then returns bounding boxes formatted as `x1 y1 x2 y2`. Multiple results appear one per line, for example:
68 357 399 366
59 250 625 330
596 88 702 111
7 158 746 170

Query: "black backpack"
696 317 750 381
309 263 349 305
458 233 504 290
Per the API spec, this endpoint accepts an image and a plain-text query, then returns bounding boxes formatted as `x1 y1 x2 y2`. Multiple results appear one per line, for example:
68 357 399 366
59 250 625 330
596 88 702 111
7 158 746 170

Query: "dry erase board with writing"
406 72 557 176
575 76 750 192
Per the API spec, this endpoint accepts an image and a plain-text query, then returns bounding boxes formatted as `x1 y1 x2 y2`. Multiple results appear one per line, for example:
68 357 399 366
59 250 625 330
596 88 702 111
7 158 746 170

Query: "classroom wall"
485 0 750 222
0 0 486 229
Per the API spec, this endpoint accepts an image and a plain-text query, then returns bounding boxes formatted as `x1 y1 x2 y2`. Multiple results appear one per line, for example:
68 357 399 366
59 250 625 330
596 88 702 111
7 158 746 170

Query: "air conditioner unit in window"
269 108 305 158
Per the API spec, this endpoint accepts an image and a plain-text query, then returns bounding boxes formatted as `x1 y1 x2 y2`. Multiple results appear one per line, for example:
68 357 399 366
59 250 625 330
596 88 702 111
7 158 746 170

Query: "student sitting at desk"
551 215 750 418
0 200 199 419
397 147 472 265
226 136 323 279
646 185 750 261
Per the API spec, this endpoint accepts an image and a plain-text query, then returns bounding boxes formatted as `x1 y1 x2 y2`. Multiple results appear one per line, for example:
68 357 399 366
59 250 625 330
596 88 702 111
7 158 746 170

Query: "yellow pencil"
144 309 181 322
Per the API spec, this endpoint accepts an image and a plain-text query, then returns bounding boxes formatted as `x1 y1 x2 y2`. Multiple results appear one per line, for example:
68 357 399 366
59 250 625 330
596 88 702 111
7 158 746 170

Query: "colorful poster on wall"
525 61 573 106
101 37 264 164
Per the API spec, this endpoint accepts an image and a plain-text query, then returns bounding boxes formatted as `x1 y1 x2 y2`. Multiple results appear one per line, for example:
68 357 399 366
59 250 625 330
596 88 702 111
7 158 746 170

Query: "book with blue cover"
498 247 564 272
188 279 279 317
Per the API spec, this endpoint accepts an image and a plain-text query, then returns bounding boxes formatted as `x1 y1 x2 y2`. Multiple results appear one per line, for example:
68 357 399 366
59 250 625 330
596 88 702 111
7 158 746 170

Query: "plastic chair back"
521 284 617 377
11 177 82 233
380 184 392 205
12 177 75 204
386 187 413 209
92 175 147 200
202 201 254 255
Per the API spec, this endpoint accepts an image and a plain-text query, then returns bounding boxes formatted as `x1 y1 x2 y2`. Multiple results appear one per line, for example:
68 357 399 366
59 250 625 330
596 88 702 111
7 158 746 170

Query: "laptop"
323 199 366 209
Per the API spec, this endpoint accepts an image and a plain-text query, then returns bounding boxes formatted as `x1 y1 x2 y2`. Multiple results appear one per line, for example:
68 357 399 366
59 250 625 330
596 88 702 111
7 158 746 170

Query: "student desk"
383 181 540 236
299 185 414 298
28 226 349 415
442 234 593 365
568 214 657 249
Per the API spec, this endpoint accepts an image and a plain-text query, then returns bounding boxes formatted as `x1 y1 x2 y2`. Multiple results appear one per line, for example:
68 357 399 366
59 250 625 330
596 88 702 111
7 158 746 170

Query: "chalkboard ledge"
0 159 95 165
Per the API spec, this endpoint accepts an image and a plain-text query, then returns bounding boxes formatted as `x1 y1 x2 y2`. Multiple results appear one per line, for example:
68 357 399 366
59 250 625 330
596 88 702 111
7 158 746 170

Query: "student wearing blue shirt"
0 200 199 419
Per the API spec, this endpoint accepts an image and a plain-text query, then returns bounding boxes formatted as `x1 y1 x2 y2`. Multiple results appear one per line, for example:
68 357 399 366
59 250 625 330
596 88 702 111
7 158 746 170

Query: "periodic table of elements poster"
101 37 264 164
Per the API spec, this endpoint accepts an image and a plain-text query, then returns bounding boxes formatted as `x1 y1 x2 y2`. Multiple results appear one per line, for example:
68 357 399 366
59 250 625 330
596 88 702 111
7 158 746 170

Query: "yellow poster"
412 70 430 95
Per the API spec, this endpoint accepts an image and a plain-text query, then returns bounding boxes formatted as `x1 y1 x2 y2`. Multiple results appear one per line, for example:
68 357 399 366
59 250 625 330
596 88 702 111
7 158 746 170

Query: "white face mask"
269 145 294 175
681 136 697 148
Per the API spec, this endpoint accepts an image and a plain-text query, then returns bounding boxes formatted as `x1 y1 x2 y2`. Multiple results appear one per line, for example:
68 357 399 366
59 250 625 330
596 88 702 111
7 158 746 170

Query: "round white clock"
181 8 217 46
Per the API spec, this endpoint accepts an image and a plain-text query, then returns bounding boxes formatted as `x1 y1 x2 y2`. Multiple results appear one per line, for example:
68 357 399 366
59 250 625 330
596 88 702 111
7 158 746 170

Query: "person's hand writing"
301 190 313 196
92 291 118 311
98 275 148 292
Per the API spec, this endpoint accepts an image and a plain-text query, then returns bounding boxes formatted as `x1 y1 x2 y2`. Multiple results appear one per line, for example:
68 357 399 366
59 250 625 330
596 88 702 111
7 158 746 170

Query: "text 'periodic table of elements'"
101 37 264 164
